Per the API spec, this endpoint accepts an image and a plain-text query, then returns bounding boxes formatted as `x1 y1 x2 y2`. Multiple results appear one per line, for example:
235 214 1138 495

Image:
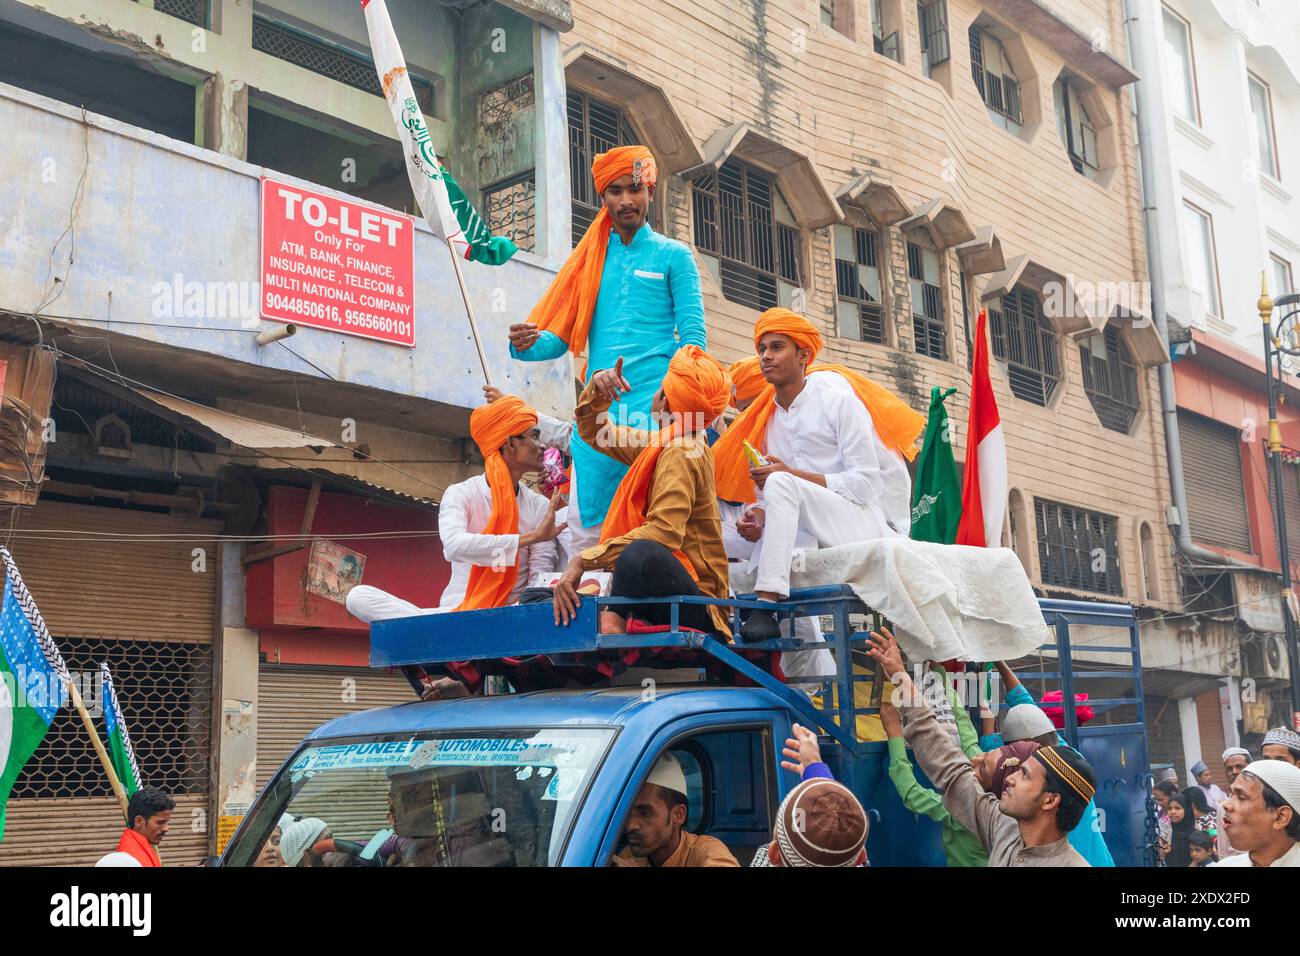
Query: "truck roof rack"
369 588 1144 758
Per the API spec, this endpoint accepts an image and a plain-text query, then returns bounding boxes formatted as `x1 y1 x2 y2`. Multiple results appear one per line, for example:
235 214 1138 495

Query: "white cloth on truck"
731 538 1047 663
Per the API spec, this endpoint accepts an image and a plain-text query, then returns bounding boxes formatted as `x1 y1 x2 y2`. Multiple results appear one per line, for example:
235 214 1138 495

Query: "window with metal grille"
252 15 434 114
567 90 655 247
990 287 1060 405
917 1 951 75
1080 326 1140 433
483 172 537 254
143 0 209 27
872 0 902 61
969 25 1022 130
908 241 947 360
693 159 801 311
11 637 212 798
834 225 885 343
1267 459 1300 564
1034 498 1123 596
1055 78 1099 178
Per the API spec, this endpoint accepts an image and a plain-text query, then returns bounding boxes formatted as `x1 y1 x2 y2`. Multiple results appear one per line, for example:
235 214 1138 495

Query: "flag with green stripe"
0 547 69 842
440 165 518 266
101 663 140 797
910 386 963 544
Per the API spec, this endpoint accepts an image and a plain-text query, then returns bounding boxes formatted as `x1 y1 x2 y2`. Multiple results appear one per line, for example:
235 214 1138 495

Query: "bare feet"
420 677 469 701
599 610 627 634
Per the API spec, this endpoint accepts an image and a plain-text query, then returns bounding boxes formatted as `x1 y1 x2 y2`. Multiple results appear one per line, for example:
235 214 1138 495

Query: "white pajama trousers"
345 585 445 623
754 471 889 599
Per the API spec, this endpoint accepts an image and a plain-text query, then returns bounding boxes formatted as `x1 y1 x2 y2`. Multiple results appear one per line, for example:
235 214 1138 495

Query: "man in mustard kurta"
551 346 732 637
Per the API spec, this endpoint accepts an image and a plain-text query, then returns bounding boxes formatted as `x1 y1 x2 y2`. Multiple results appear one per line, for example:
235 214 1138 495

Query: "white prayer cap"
1221 747 1250 762
1001 703 1056 743
279 817 328 867
94 851 143 867
646 752 688 797
278 812 296 832
1241 760 1300 814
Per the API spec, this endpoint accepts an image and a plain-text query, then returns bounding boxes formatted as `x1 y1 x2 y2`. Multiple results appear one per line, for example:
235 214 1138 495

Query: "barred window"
1035 499 1123 596
969 25 1022 131
834 225 885 343
11 638 213 798
693 159 801 312
483 172 537 253
918 1 951 76
567 90 652 247
252 15 434 115
990 287 1061 405
1080 326 1140 433
143 0 209 27
908 240 947 360
1055 78 1099 179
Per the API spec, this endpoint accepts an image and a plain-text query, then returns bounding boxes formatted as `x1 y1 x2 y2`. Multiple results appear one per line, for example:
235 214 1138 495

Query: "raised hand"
508 322 541 353
780 722 822 775
590 356 631 404
482 384 504 404
520 491 568 547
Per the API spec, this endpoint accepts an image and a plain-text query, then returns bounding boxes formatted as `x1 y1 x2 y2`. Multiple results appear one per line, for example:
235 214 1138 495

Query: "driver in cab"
611 753 739 867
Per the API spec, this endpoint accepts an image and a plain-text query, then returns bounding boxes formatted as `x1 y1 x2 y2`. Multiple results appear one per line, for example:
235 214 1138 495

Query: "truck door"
594 711 781 867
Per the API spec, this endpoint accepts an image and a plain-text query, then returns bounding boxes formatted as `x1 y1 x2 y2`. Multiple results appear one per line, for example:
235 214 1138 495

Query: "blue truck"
220 587 1157 867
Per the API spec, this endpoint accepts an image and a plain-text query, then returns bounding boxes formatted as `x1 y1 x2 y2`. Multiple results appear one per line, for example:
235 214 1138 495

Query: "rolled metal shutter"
256 665 413 839
0 500 219 867
1195 690 1229 789
1177 411 1252 552
1268 461 1300 563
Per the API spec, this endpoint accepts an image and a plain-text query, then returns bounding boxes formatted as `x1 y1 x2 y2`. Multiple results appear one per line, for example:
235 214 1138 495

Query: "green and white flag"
910 386 962 544
441 165 518 267
0 547 69 842
100 663 140 797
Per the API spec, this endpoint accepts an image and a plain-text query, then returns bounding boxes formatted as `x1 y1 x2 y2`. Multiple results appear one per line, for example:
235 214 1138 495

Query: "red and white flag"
362 0 468 258
956 309 1007 547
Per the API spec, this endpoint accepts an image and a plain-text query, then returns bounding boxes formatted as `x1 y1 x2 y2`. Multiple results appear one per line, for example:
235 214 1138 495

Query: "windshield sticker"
289 733 599 776
290 739 424 774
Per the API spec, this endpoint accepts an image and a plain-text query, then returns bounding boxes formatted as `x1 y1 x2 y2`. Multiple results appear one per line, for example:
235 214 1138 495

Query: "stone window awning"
979 254 1092 335
980 0 1137 88
678 122 843 229
834 172 911 227
1094 307 1170 367
563 47 704 174
498 0 574 32
955 224 1006 276
897 197 977 249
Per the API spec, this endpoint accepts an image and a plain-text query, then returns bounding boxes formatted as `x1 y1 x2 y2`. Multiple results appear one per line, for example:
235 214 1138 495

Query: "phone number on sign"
264 294 412 338
264 292 339 322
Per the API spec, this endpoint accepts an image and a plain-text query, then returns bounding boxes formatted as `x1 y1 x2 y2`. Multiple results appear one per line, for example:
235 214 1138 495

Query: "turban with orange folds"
600 346 730 577
456 396 538 611
525 145 658 358
728 356 767 404
712 308 926 504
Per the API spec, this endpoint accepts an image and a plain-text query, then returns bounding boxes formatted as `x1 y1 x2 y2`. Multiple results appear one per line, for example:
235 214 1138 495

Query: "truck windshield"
224 727 615 867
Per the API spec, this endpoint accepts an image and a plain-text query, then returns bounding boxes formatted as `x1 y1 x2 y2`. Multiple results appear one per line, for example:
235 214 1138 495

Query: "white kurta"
753 371 911 599
345 474 557 623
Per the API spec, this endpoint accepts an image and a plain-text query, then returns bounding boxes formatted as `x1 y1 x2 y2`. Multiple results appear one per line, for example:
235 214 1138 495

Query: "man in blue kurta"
507 145 705 549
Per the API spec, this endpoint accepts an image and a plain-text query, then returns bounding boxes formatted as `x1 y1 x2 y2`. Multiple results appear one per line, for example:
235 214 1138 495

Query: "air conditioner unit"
1255 633 1291 682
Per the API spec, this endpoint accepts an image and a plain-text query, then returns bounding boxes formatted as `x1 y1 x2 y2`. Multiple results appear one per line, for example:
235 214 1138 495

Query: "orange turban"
728 356 767 404
525 145 658 358
601 346 729 578
713 309 926 504
457 396 538 611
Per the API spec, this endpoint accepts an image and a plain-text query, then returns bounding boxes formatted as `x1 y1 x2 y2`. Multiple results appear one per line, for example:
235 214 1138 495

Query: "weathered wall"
565 0 1177 608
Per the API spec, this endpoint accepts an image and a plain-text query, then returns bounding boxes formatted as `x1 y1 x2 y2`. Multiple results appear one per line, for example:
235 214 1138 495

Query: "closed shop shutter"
1267 460 1300 563
1195 689 1229 789
1178 411 1252 553
0 500 219 867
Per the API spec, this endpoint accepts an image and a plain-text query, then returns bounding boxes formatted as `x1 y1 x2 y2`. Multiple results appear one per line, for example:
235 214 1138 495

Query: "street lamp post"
1261 278 1300 731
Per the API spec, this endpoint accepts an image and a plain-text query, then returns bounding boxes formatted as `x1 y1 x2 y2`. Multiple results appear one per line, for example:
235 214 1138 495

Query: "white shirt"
1211 840 1300 866
436 474 557 608
758 371 912 534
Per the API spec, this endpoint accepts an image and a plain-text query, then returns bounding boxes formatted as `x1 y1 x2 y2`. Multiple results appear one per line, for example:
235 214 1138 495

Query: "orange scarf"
456 396 539 611
117 827 162 867
601 346 731 579
713 309 925 505
525 145 658 357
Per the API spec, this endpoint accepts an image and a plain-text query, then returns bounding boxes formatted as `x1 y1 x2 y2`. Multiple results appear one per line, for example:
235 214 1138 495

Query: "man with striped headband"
508 145 705 552
868 628 1096 866
713 308 925 641
552 346 731 637
347 397 566 654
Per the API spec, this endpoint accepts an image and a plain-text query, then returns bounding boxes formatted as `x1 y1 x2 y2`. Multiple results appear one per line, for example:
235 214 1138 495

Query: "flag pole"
65 675 128 818
445 238 493 386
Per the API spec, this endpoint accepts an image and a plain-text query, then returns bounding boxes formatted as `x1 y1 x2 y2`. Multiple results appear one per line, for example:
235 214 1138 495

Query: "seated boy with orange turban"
713 309 925 642
551 346 732 637
507 145 705 554
347 396 566 629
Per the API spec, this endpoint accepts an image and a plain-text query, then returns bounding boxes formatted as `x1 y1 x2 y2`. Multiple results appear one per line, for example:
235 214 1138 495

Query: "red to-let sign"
260 177 416 347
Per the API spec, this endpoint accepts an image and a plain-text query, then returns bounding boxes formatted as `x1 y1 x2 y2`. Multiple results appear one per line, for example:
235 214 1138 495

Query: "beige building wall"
565 0 1178 608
